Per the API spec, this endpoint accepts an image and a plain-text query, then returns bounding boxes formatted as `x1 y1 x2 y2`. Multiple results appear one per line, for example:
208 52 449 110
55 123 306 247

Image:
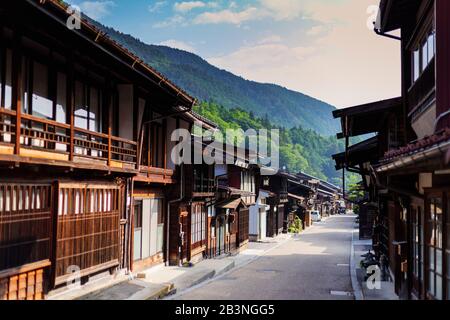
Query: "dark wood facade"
207 159 258 258
334 0 450 300
0 0 195 299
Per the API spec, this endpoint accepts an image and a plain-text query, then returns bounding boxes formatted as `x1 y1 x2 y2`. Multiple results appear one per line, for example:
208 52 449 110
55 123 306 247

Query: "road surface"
175 215 355 300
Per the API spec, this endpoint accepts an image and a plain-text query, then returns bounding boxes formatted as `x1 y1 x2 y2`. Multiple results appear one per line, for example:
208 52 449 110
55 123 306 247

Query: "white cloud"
208 43 316 73
207 0 401 108
159 39 196 53
153 15 186 28
174 1 205 12
193 7 265 25
148 1 167 13
259 0 305 21
77 1 115 20
257 35 283 45
190 0 307 26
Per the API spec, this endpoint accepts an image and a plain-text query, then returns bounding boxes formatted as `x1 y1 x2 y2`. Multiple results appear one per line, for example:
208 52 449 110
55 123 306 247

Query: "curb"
215 261 236 277
188 270 217 288
350 228 364 300
127 282 175 300
167 234 293 299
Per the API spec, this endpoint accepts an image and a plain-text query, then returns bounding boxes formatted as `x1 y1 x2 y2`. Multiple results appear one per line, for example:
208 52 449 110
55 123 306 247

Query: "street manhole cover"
330 290 354 297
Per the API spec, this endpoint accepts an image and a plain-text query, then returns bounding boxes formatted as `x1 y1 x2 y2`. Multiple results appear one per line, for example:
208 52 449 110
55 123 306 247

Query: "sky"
67 0 401 109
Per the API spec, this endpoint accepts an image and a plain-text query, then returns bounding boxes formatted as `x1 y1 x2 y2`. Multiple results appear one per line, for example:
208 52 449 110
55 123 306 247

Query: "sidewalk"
350 220 398 300
51 234 291 300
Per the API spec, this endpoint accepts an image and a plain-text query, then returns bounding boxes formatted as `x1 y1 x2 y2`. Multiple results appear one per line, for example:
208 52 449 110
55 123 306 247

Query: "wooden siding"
0 260 49 300
0 183 52 300
238 208 249 247
435 0 450 129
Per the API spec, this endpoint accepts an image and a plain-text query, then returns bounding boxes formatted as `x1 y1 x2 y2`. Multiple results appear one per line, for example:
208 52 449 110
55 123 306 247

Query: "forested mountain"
91 21 341 136
194 102 345 186
85 18 355 184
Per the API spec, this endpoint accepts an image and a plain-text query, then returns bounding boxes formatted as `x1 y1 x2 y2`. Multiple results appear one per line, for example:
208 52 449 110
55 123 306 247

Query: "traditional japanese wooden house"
207 145 259 257
131 112 213 271
334 0 450 300
264 171 289 237
167 128 218 266
0 0 196 299
284 173 314 231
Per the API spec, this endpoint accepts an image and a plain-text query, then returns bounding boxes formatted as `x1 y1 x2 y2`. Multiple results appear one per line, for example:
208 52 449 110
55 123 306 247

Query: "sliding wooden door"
55 182 122 286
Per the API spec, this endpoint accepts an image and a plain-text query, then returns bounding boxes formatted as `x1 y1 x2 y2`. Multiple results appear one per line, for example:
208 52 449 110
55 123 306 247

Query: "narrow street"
174 215 355 300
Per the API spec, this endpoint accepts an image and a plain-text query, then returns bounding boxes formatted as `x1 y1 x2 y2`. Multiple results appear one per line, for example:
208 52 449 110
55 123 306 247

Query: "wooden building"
168 134 217 266
285 173 314 231
0 0 197 299
264 172 289 237
334 0 450 300
208 145 259 257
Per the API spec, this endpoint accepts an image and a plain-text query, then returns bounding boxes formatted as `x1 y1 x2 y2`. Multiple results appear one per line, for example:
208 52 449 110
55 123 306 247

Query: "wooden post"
12 31 22 155
104 81 114 167
67 53 75 161
163 118 167 178
129 178 135 272
108 127 112 167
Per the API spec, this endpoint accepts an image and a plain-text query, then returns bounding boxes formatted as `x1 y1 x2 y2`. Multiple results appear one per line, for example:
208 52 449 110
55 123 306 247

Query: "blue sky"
67 0 401 108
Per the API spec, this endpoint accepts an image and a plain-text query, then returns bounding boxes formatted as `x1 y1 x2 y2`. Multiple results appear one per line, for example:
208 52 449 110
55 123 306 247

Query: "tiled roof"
383 128 450 161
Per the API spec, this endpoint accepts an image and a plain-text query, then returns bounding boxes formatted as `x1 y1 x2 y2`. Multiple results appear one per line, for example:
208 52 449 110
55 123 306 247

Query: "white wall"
249 190 270 240
118 84 133 141
412 103 436 139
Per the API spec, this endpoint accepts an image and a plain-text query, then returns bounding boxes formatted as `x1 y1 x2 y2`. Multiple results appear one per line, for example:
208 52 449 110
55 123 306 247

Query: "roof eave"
36 0 196 107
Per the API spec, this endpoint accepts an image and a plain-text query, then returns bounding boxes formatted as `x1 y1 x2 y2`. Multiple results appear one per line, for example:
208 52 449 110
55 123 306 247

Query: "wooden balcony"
0 108 137 172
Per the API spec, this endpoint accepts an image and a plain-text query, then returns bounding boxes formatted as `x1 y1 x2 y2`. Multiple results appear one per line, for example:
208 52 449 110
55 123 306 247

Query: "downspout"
166 163 185 266
434 110 450 131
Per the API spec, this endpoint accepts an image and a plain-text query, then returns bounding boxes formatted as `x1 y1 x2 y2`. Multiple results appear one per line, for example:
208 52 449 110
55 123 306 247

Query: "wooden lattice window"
238 208 249 245
0 183 52 271
55 183 121 286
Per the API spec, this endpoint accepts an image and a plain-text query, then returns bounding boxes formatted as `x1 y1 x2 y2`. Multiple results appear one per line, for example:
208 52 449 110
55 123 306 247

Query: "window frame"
425 191 447 300
410 21 436 86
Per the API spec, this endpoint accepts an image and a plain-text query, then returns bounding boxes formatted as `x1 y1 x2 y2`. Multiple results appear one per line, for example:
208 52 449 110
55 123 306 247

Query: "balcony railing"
0 108 137 170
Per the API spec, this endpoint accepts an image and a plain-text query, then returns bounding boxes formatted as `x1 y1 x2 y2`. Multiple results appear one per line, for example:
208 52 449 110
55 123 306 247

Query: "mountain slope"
92 22 340 136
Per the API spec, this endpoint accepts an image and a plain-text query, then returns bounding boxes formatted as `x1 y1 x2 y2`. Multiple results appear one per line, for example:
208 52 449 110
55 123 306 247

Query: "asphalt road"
175 215 355 300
